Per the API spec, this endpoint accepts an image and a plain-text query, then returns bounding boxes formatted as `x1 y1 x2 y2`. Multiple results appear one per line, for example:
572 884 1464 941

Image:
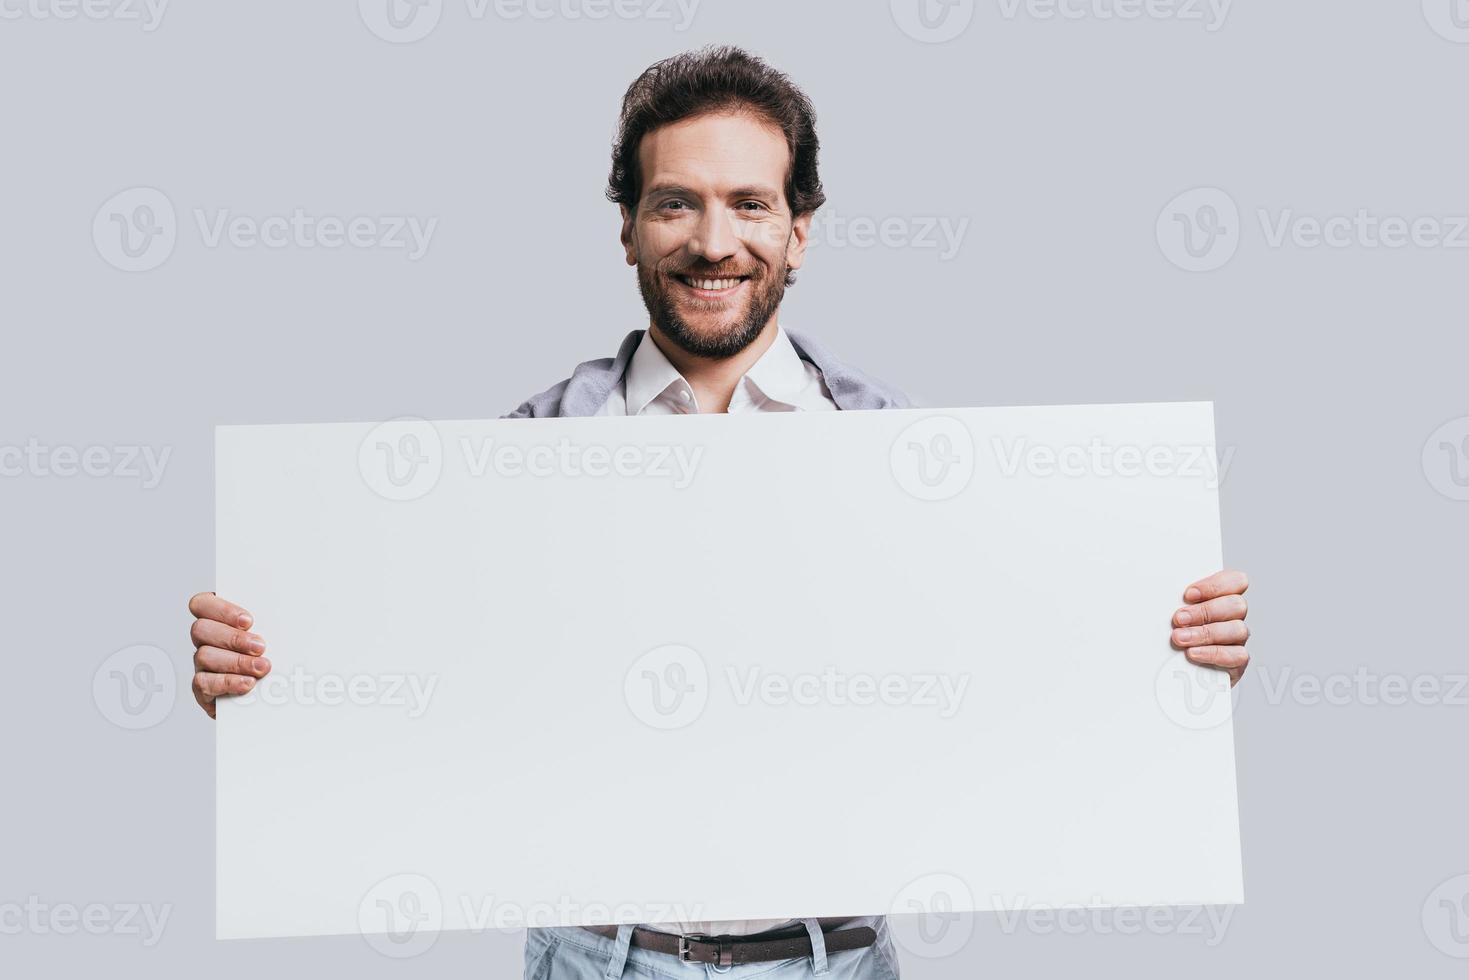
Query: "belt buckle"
677 932 708 962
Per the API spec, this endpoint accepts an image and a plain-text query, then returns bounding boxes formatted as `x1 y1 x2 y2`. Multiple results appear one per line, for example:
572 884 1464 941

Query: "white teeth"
685 277 741 291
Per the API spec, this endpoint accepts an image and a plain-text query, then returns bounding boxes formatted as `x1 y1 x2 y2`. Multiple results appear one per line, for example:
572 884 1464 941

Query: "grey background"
3 0 1467 976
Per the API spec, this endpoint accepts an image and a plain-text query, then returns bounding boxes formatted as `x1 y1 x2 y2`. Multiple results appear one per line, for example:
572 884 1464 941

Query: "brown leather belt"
580 919 877 967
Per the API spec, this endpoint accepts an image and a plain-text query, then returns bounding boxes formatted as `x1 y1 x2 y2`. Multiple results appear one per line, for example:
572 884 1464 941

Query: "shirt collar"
624 325 813 415
738 325 815 409
624 330 692 416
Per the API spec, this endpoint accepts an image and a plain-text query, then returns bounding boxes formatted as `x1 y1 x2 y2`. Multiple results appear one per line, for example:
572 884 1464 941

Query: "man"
187 45 1251 979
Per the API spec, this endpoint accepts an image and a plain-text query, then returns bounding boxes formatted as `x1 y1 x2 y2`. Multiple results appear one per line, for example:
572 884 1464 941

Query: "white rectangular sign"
215 403 1242 941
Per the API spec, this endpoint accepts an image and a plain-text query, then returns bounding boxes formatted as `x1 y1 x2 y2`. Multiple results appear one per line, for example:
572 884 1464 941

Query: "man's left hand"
1171 569 1250 687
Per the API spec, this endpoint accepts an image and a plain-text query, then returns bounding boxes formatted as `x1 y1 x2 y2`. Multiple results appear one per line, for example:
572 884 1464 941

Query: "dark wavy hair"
606 46 827 219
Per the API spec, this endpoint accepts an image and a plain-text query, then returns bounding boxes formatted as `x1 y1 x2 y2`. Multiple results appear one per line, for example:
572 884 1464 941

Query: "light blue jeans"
522 918 901 980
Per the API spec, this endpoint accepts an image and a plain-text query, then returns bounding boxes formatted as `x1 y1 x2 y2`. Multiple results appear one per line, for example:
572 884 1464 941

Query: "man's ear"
620 204 637 267
785 211 814 272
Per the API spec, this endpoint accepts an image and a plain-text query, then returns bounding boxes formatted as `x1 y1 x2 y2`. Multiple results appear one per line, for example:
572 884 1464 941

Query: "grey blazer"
502 328 911 418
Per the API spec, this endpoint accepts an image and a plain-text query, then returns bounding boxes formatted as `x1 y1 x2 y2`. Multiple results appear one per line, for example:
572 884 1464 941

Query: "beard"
636 251 788 360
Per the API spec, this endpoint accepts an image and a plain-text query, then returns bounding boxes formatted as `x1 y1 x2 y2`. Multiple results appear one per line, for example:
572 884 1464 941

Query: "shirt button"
678 390 691 401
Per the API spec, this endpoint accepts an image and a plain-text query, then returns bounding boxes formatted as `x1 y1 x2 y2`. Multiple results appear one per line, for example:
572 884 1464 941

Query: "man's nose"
688 206 739 263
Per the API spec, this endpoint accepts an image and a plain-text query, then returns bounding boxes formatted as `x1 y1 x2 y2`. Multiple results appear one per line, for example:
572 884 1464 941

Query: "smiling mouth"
675 273 750 297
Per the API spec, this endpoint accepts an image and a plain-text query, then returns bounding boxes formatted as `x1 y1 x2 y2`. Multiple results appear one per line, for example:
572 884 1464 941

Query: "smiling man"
187 45 1251 979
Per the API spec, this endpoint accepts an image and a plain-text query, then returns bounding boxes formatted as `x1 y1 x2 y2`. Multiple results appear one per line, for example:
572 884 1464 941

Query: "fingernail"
253 658 270 674
1177 628 1199 644
1184 587 1202 603
237 613 253 629
1175 608 1194 626
245 635 266 654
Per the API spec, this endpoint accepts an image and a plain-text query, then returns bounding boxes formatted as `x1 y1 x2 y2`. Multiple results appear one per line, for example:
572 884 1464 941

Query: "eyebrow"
644 183 782 204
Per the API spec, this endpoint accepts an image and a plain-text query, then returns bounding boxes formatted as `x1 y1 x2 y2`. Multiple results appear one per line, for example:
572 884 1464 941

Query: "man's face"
620 111 812 359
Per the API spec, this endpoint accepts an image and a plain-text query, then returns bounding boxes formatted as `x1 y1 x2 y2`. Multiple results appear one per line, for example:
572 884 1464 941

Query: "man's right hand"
188 592 271 719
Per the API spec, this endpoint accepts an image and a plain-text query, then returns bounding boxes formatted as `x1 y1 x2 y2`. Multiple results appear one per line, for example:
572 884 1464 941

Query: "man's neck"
648 318 780 414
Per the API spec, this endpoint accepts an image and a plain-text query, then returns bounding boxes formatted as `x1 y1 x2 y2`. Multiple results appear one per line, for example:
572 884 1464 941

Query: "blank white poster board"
215 403 1242 941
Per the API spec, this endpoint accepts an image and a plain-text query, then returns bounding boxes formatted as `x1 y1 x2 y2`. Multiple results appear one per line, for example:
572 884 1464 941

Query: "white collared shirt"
595 325 832 936
597 325 837 418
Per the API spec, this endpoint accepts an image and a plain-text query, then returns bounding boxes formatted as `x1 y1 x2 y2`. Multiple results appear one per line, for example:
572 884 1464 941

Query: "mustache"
665 264 758 280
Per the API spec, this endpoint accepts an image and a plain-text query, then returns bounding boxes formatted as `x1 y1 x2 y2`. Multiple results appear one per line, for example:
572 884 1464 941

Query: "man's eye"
736 201 768 213
660 200 690 212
